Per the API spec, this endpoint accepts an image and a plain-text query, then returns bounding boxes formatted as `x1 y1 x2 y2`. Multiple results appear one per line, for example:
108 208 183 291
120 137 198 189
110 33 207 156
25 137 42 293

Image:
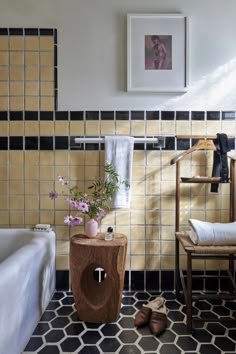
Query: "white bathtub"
0 228 56 354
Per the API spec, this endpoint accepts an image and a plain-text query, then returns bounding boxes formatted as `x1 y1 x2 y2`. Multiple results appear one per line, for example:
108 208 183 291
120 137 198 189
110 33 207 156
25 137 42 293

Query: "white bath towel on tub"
105 136 134 208
188 218 236 245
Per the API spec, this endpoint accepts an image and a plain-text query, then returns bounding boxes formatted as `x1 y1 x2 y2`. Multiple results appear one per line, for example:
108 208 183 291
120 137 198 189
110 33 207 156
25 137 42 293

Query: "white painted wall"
2 0 236 110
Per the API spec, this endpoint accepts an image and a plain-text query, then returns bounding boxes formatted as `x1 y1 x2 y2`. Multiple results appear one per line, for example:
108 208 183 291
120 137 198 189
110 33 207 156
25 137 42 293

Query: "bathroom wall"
0 110 234 290
0 0 236 290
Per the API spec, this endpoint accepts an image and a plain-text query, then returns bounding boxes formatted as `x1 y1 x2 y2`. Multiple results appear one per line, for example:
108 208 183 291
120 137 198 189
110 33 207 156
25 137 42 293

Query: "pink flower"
49 190 58 200
76 201 89 213
64 215 83 226
95 208 106 221
66 198 77 208
58 176 69 186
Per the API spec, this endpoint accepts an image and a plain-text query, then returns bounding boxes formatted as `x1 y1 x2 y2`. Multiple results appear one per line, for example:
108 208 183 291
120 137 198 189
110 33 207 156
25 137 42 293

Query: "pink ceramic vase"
85 219 98 238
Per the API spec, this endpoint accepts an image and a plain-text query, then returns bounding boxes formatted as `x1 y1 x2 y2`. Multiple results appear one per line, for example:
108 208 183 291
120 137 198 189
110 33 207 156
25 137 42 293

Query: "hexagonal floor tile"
61 296 74 305
38 345 60 354
225 301 236 311
212 305 230 316
214 336 236 352
101 323 121 336
206 322 227 335
138 336 159 352
23 290 236 354
120 305 136 316
99 337 121 353
122 296 136 305
81 330 102 344
45 329 64 343
194 301 212 311
158 329 176 343
228 329 236 341
197 343 221 354
51 316 70 328
45 301 61 311
52 292 65 301
171 323 189 335
60 337 81 352
162 292 176 300
167 310 185 322
192 328 213 343
119 317 135 329
32 323 50 336
166 300 181 310
79 346 100 354
119 344 142 354
57 305 74 316
119 329 138 344
65 322 84 335
177 336 198 351
24 337 44 352
40 311 56 322
135 292 150 301
159 343 181 354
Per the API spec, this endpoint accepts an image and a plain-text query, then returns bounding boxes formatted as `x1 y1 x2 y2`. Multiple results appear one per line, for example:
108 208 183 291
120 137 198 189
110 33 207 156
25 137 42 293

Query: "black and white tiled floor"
23 291 236 354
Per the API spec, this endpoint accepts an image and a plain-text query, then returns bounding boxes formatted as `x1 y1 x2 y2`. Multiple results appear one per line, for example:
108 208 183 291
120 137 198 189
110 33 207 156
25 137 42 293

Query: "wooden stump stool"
70 233 127 323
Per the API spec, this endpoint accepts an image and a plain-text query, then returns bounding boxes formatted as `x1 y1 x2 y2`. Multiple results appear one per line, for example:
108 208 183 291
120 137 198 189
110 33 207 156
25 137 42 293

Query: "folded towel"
105 136 134 208
188 218 236 245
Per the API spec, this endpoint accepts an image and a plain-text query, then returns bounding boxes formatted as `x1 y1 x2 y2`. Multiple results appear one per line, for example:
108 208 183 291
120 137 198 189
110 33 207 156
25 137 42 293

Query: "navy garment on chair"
211 133 231 192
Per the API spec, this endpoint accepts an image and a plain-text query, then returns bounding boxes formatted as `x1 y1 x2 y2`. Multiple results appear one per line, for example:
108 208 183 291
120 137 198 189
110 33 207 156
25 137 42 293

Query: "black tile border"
9 136 23 150
1 109 236 150
101 111 115 120
222 111 235 120
0 110 235 121
25 136 39 150
40 111 54 120
116 111 129 120
9 28 23 35
0 136 8 150
56 270 70 291
70 111 84 120
0 111 8 120
176 111 189 120
146 111 159 120
10 111 23 121
191 111 205 120
161 111 175 120
56 270 236 292
25 111 39 121
131 111 144 120
55 111 69 120
207 111 221 120
86 111 99 120
3 135 235 151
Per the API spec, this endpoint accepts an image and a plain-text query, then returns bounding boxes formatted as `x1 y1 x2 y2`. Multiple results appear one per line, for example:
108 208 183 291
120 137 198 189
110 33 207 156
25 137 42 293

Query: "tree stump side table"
70 232 127 323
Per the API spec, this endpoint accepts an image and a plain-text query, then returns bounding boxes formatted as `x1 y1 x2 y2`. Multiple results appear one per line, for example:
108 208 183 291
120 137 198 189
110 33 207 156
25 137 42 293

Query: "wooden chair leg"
229 254 235 293
175 238 180 299
186 252 192 333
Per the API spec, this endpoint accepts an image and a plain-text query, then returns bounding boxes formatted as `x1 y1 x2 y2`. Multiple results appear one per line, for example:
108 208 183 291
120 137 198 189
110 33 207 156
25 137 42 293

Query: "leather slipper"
149 311 167 336
134 306 152 327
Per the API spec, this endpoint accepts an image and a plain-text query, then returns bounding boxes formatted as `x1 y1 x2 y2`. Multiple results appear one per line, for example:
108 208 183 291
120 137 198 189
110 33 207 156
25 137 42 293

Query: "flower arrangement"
49 163 129 226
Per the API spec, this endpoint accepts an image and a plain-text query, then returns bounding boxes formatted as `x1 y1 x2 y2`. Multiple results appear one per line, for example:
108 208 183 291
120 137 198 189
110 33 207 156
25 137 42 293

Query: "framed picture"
127 14 188 92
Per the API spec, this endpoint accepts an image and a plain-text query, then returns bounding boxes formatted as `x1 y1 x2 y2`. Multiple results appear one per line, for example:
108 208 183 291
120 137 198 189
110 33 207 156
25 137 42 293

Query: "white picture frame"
127 13 188 92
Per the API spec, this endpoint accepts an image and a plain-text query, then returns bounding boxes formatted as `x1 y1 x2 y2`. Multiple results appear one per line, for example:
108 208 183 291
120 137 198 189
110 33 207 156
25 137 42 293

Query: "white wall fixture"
127 13 188 93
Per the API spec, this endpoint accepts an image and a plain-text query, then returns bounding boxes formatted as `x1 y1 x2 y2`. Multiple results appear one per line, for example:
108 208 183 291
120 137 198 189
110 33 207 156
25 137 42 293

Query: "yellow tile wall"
0 117 234 275
0 33 55 111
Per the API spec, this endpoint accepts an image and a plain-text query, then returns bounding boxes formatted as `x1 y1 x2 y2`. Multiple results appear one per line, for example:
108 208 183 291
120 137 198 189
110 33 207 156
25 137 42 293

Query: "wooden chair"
171 136 236 332
176 231 236 332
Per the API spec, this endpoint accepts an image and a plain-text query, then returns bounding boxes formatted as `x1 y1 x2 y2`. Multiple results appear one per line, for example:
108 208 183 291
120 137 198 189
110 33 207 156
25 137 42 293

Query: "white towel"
188 218 236 245
105 136 134 208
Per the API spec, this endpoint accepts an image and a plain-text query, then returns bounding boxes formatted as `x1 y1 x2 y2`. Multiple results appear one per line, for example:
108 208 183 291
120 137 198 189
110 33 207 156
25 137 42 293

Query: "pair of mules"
134 296 167 336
